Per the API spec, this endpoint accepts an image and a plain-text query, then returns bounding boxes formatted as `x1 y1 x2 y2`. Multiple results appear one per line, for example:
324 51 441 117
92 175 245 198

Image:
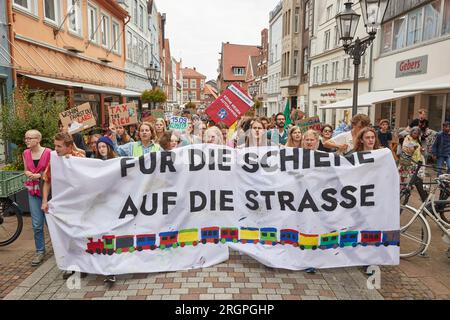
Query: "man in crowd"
41 132 86 280
432 121 450 176
267 113 288 145
408 109 429 137
377 119 393 149
323 114 371 155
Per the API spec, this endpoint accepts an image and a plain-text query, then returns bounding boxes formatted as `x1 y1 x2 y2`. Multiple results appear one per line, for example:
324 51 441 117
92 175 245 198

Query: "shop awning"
20 74 141 97
394 74 450 92
319 90 421 109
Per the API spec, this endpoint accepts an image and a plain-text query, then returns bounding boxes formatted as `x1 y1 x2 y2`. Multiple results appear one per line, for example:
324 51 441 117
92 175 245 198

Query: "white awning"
21 74 141 97
319 90 421 109
394 74 450 92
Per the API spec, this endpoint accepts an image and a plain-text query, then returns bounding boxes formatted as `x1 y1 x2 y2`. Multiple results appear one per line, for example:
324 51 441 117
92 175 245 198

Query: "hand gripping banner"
46 146 400 275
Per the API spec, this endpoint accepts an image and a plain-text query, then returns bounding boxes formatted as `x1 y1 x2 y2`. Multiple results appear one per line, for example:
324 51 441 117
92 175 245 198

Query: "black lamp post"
336 0 389 116
146 61 161 90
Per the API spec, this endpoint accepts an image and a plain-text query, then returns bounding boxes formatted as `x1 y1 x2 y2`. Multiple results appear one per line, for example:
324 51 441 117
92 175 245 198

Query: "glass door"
428 95 445 131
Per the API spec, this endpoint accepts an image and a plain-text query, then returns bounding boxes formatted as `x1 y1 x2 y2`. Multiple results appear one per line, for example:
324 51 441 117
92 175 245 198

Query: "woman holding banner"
302 129 320 151
285 126 302 148
23 130 52 267
204 126 224 145
353 127 381 152
238 118 273 148
159 130 180 151
111 122 160 156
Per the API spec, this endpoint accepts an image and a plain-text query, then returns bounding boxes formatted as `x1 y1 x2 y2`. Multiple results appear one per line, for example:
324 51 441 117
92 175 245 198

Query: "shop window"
428 95 445 131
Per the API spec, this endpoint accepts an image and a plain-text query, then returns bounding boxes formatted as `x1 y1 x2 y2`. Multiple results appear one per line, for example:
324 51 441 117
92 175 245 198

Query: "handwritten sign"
108 103 138 127
296 116 321 133
59 103 96 134
168 116 188 131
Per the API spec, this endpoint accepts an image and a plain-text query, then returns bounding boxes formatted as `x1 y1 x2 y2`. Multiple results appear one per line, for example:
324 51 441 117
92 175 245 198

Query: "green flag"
283 99 292 128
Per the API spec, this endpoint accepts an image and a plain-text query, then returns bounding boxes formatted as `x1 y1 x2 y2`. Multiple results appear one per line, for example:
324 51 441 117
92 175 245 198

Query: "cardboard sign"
168 116 188 131
206 83 254 127
59 103 96 134
296 116 322 133
108 103 138 127
152 109 165 120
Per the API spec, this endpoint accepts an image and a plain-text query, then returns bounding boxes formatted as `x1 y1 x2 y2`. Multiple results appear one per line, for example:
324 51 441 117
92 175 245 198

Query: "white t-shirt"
329 131 353 154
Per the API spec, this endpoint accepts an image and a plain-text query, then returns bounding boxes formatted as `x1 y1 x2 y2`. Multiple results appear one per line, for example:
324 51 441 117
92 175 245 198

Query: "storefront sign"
396 55 428 78
108 103 138 126
206 83 254 127
59 103 96 134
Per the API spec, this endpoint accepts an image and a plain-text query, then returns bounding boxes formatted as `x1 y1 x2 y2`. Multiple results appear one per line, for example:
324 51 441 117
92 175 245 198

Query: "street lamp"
336 0 390 116
146 61 161 89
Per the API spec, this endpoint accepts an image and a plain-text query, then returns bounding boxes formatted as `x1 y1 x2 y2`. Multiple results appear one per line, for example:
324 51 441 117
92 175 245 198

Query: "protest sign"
108 103 138 127
152 109 165 119
206 83 254 127
168 116 188 131
296 116 322 133
47 146 399 275
59 103 96 134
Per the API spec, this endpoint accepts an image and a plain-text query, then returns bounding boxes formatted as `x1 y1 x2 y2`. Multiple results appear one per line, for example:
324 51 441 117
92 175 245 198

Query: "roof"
222 43 260 81
245 56 259 82
182 67 206 79
204 84 218 99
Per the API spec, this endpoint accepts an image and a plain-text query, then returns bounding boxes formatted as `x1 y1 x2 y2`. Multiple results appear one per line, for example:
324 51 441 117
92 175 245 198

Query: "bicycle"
399 155 450 224
0 171 26 246
400 174 450 258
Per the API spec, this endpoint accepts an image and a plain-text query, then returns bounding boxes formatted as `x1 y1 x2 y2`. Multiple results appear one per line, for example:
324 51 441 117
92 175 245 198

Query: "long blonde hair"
285 126 302 147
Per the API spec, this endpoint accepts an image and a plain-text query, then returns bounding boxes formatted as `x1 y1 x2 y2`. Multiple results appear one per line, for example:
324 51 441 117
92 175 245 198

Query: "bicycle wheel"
400 205 430 258
0 198 23 246
439 210 450 225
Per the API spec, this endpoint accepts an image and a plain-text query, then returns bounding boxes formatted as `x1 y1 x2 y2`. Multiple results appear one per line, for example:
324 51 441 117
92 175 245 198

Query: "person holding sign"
285 127 303 148
111 122 161 157
23 130 52 267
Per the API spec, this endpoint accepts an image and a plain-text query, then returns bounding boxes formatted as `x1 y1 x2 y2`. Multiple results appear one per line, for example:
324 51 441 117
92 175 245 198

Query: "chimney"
193 67 196 71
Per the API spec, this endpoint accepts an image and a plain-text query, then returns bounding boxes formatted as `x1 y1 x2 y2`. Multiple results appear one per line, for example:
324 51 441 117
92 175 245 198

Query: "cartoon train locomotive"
85 227 400 255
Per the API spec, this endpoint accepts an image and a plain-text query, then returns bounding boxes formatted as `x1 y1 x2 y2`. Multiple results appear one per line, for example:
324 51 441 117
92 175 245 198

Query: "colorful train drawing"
85 227 400 255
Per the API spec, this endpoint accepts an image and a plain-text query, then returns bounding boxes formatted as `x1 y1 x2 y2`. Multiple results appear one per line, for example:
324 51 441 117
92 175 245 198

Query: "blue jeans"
436 156 450 176
28 195 46 254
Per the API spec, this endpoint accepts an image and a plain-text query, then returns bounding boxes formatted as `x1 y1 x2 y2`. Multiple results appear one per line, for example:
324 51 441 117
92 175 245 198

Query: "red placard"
205 83 254 127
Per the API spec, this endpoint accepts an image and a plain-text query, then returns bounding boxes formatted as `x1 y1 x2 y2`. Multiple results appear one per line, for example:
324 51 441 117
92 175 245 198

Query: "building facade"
8 0 137 128
309 0 371 127
181 67 206 107
267 1 283 117
120 0 160 99
372 0 450 130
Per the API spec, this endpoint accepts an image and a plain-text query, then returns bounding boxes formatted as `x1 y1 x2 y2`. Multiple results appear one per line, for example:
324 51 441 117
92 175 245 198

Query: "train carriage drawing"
382 230 400 246
220 227 239 243
260 228 277 245
159 231 179 249
115 235 135 254
239 227 259 244
178 229 199 247
280 229 299 246
339 231 359 248
136 234 157 251
86 238 104 254
360 231 383 246
201 227 220 244
299 233 319 250
319 232 339 250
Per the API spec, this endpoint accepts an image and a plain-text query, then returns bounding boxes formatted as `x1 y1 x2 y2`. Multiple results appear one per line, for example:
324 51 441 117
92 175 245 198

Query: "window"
132 36 138 63
134 0 138 25
407 8 423 46
360 54 366 77
183 80 188 88
138 40 144 65
303 48 308 75
324 30 331 50
190 79 197 89
334 26 339 47
88 5 98 43
143 44 148 65
112 22 120 54
423 1 441 41
126 31 132 60
322 64 328 83
304 1 310 30
44 0 60 25
101 14 110 48
443 0 450 35
139 4 144 30
294 7 300 33
233 67 245 76
393 16 407 50
381 21 393 53
293 50 298 75
67 0 82 35
326 5 333 21
14 0 37 14
332 61 339 81
343 57 351 79
200 80 205 89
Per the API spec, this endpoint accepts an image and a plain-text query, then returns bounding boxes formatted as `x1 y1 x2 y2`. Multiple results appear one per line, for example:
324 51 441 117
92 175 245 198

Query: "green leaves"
141 88 167 104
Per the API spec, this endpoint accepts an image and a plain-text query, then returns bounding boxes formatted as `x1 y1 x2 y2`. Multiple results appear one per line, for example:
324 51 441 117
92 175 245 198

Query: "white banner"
46 146 400 275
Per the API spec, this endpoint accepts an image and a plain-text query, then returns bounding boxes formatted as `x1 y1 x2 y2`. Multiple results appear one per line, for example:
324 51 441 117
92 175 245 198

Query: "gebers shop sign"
396 55 428 78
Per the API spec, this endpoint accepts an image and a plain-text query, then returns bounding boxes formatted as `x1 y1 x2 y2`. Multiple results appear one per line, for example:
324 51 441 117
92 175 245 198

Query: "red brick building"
181 67 206 107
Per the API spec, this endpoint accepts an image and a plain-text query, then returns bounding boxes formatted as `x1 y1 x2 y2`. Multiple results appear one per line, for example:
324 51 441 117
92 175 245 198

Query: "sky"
156 0 280 81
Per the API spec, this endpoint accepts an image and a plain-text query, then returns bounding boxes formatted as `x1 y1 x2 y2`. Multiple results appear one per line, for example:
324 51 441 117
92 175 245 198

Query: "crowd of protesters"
23 108 450 280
